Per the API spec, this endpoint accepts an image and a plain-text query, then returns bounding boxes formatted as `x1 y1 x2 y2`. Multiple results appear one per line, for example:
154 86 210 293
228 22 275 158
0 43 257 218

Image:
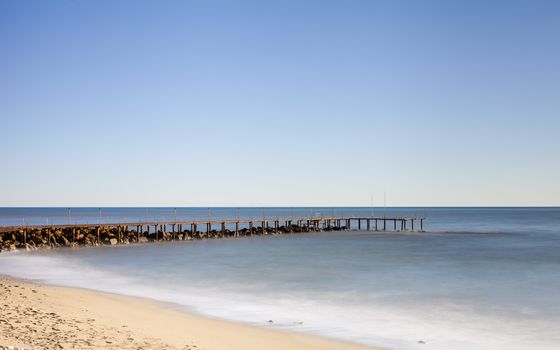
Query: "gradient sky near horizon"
1 0 559 207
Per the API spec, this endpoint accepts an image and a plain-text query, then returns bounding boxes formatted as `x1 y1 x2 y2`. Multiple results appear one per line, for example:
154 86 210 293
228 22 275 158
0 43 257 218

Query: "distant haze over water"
1 207 559 350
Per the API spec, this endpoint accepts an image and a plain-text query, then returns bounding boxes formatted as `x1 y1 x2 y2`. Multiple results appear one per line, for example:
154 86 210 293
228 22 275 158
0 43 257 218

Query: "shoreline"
0 274 384 350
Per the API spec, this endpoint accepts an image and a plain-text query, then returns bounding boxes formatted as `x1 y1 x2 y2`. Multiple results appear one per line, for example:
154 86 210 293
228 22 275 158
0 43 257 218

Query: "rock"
138 237 148 243
109 238 118 245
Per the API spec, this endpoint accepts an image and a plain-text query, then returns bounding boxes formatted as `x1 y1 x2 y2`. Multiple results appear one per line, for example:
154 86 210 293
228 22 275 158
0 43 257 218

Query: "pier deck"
0 215 426 251
0 216 424 233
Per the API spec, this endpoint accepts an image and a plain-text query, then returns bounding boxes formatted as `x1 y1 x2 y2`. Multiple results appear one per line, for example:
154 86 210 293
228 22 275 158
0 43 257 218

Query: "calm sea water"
1 207 559 350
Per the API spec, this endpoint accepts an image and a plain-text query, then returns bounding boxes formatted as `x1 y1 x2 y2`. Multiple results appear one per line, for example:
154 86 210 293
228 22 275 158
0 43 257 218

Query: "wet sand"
0 275 382 350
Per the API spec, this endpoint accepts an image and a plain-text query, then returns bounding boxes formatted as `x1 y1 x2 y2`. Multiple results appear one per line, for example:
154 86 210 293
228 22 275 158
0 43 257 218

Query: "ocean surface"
1 207 559 350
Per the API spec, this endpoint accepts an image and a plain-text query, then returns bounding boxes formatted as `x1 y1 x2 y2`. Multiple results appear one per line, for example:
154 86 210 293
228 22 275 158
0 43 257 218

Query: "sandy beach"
0 274 381 350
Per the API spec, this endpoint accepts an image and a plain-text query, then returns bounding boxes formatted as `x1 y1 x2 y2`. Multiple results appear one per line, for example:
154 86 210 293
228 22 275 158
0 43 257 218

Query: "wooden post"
383 219 387 231
411 220 414 231
235 222 239 236
221 222 225 237
24 228 27 245
367 219 370 231
420 219 423 231
394 220 397 231
375 219 378 231
358 219 361 230
96 227 100 244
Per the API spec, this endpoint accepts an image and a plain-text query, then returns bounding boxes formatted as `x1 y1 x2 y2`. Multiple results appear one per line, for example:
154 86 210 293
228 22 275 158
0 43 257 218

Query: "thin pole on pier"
384 192 386 218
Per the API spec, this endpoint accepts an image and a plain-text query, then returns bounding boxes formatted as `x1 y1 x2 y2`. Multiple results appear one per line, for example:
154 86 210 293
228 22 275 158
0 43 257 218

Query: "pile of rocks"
0 221 337 253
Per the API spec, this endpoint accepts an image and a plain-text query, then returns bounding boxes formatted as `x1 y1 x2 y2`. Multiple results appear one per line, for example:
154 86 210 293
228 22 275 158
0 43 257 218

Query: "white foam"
1 252 559 350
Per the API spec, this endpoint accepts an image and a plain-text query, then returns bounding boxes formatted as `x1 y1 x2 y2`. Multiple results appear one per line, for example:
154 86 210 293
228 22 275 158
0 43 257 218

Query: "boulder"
109 238 118 245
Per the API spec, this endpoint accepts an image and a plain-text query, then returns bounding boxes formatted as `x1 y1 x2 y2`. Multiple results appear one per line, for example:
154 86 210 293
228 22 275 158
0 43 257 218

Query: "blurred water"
1 207 559 350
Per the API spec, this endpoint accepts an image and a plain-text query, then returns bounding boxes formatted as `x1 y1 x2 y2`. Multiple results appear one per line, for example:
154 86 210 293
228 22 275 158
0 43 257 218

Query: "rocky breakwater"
0 226 142 253
0 221 339 253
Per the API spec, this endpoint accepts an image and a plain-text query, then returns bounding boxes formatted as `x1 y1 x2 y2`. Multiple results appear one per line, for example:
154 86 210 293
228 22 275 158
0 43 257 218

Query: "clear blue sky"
1 0 559 207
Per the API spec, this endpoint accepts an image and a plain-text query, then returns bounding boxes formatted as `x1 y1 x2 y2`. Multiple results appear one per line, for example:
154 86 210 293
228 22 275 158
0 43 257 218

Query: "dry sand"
0 275 382 350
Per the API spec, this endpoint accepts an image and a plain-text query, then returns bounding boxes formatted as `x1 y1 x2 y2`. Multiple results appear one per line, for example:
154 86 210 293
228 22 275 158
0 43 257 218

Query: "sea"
0 207 559 350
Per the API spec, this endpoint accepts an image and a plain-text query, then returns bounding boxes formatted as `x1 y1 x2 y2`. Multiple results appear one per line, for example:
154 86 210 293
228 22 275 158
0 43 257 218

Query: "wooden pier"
0 216 425 251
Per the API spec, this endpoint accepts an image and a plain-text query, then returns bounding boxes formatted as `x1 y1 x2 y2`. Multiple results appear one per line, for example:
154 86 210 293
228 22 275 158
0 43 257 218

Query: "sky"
0 0 559 207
